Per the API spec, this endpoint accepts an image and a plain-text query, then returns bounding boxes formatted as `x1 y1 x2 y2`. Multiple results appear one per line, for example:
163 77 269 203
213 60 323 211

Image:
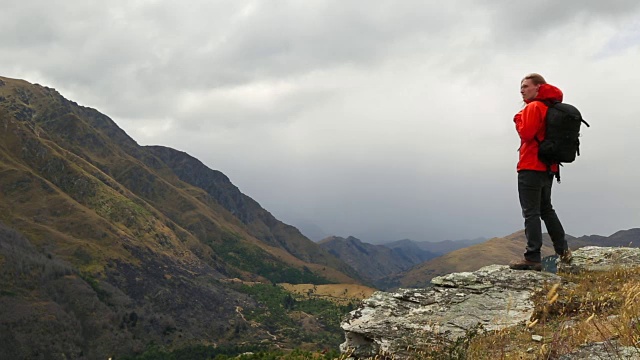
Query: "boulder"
340 265 559 359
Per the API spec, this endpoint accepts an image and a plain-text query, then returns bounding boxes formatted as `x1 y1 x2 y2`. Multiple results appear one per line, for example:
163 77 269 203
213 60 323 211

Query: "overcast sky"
2 1 639 243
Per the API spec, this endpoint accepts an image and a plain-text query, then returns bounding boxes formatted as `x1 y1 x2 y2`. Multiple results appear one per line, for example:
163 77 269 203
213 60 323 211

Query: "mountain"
318 236 438 288
144 145 356 277
383 237 485 257
570 228 640 248
391 229 640 289
0 76 362 358
389 230 559 289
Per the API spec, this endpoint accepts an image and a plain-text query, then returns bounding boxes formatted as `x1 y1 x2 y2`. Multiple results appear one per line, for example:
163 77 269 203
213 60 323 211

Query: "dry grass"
279 283 376 305
462 266 640 359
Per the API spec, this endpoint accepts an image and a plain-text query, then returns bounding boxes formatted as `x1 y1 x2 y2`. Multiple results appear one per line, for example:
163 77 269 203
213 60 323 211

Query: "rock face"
558 246 640 273
340 265 560 358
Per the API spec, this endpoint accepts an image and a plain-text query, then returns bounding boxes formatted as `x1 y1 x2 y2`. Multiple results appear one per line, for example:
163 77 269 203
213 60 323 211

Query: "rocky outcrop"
341 246 640 359
340 265 560 358
558 246 640 274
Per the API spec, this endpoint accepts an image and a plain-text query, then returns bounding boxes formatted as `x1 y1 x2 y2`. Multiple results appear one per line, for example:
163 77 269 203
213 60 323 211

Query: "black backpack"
536 100 590 182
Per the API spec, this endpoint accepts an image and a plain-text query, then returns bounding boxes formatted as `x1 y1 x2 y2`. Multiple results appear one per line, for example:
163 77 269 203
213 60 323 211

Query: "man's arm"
514 102 545 142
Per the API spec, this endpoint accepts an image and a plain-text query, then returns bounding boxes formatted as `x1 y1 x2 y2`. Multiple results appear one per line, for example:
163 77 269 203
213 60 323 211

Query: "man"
510 73 572 271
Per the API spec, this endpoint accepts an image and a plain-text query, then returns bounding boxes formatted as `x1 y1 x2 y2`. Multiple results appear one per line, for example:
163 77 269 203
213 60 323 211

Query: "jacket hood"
525 83 563 103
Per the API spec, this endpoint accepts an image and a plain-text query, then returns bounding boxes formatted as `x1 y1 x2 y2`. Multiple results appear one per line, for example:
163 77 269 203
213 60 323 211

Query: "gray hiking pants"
518 170 568 262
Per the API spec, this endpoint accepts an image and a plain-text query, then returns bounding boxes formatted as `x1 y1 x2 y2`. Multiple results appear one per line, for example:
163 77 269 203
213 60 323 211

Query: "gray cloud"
1 0 639 243
482 0 640 36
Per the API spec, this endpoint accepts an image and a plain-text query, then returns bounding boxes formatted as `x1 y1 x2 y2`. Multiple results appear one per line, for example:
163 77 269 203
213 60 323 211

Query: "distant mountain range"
570 228 640 248
318 236 437 288
383 237 486 257
389 229 640 289
319 230 640 290
318 236 485 289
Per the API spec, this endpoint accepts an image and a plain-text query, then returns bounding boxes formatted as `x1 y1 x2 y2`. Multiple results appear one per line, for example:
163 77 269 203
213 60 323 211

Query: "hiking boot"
558 249 573 264
509 259 542 271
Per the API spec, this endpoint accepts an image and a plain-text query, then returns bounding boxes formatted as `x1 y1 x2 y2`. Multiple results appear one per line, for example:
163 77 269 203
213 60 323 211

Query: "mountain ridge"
318 235 437 289
1 75 360 283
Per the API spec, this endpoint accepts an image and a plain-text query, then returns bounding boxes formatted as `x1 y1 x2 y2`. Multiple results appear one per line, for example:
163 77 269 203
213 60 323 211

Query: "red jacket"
514 83 563 172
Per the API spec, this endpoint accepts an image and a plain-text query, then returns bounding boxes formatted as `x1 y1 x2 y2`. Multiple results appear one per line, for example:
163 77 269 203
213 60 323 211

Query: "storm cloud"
2 0 639 242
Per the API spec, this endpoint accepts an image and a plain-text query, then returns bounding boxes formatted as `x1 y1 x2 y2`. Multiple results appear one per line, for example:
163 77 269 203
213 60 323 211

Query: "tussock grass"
463 266 640 359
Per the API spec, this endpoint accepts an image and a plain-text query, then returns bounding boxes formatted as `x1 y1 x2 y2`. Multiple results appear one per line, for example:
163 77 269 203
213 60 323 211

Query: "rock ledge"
340 264 559 358
341 246 640 359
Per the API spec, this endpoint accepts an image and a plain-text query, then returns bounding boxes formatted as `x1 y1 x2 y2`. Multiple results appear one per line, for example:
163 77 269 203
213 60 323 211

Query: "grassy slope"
279 283 377 305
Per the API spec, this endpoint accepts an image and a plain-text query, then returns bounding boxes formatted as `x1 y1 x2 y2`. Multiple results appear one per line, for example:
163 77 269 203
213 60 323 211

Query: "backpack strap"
553 165 561 183
538 100 561 182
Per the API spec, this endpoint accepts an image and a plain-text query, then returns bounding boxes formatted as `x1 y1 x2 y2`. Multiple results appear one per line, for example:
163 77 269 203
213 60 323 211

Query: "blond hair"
522 73 547 85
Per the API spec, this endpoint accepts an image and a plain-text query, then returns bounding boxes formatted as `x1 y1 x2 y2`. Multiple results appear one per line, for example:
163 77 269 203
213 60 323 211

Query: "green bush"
212 233 333 284
120 344 341 360
234 284 355 348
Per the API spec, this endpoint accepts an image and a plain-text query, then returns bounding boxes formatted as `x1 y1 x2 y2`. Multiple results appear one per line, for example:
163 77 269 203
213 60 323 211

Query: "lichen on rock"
341 246 640 359
340 264 560 359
